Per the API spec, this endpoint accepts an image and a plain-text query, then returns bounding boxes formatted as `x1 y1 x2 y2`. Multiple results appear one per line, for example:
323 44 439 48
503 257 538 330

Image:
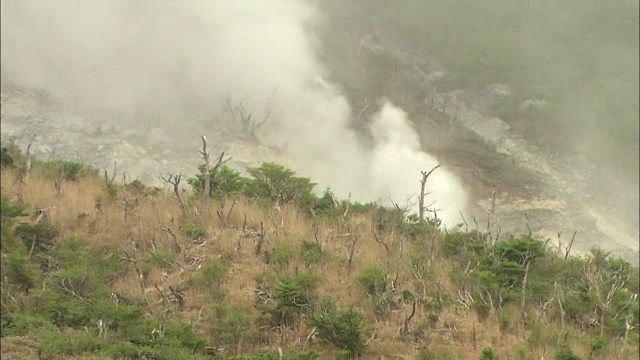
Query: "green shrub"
370 291 398 320
188 164 248 198
497 307 514 334
356 266 387 297
555 348 581 360
264 242 293 269
198 258 230 288
4 249 39 292
14 222 59 258
179 215 208 242
1 146 15 168
415 348 436 360
589 336 608 355
474 301 491 323
496 236 545 264
0 142 24 169
300 240 324 267
308 298 366 355
271 273 318 326
441 230 486 257
125 179 162 197
207 305 265 352
1 196 28 228
480 347 500 360
36 159 98 181
244 162 316 205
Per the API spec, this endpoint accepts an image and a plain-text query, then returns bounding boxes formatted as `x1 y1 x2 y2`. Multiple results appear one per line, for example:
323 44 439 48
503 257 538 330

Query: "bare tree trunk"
25 134 36 180
564 231 577 260
618 313 635 359
200 136 211 205
555 282 565 335
419 164 440 223
520 260 531 321
198 135 231 204
161 173 187 211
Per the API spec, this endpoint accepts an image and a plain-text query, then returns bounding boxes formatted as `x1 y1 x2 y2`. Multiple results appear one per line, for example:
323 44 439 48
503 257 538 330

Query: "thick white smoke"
1 0 467 226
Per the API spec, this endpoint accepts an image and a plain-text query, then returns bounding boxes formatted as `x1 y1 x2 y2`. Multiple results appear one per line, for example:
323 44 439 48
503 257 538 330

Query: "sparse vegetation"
0 146 637 359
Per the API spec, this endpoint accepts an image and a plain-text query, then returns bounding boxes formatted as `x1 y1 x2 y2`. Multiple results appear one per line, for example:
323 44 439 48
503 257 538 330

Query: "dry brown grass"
1 166 637 360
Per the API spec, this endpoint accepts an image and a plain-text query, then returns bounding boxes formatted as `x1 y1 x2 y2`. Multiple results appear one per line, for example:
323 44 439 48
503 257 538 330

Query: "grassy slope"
0 155 638 359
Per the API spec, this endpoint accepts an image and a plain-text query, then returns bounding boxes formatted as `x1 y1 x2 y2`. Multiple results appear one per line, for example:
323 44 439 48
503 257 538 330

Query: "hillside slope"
1 149 638 359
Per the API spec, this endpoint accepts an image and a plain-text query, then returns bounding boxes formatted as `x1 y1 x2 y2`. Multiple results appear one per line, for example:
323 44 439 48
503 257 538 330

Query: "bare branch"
399 301 417 337
419 164 441 223
564 231 577 261
160 173 187 211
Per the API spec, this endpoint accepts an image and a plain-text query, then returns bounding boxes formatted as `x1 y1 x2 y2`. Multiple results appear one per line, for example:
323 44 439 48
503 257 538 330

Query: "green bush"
271 273 318 326
496 236 546 264
555 348 581 360
207 305 265 352
4 248 39 292
1 196 28 228
198 258 230 288
36 159 98 181
0 142 24 169
13 222 59 259
356 266 387 297
308 298 366 355
480 347 500 360
0 146 15 168
179 215 208 242
244 162 316 205
264 242 293 269
301 240 324 267
188 164 248 198
125 179 162 197
589 336 608 356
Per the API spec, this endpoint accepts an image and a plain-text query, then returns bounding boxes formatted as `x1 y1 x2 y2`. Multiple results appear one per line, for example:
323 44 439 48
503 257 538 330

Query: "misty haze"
1 0 638 261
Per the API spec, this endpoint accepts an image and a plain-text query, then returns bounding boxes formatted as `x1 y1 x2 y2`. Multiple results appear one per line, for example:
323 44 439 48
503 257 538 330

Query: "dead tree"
198 136 231 204
347 234 358 275
399 301 417 338
583 254 631 336
24 134 36 180
618 294 638 359
419 164 440 223
254 221 266 256
564 231 577 260
222 93 274 139
103 161 117 186
217 199 237 228
160 173 187 211
486 191 499 246
520 258 532 322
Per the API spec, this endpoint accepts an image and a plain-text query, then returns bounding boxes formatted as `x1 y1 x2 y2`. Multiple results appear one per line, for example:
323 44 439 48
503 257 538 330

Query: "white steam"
1 0 467 226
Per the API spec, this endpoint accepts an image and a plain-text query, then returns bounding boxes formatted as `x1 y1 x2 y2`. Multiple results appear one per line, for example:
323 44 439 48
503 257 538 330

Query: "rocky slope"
2 78 637 265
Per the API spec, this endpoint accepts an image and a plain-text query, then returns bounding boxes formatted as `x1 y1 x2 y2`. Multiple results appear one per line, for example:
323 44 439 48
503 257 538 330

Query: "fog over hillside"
0 0 468 225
